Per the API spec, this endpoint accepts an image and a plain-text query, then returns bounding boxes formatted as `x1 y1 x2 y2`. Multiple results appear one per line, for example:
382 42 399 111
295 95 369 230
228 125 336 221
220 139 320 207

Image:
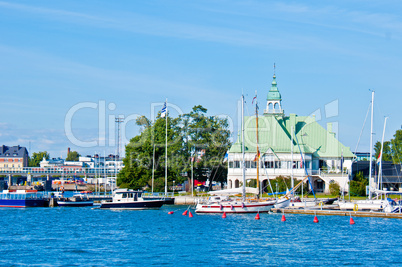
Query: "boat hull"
99 200 164 210
57 201 93 207
274 198 290 209
195 201 275 213
338 200 387 211
142 197 175 205
0 199 45 208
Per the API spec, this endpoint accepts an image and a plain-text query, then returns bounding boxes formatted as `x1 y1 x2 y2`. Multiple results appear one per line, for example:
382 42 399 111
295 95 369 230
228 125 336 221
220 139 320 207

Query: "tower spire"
264 67 284 115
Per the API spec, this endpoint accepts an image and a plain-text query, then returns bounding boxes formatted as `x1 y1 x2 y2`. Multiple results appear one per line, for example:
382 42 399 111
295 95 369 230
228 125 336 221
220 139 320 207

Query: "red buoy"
350 217 355 225
168 211 174 215
188 211 193 218
222 212 227 219
281 214 286 222
182 210 188 216
313 215 319 223
255 213 260 220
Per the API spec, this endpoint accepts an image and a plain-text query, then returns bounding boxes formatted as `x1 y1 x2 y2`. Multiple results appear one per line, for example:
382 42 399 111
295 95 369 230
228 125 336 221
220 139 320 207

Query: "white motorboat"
100 189 164 209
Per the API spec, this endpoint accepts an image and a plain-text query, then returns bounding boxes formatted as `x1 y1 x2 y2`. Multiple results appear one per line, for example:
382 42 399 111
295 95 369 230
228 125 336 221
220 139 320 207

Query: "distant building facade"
227 75 355 193
0 145 29 169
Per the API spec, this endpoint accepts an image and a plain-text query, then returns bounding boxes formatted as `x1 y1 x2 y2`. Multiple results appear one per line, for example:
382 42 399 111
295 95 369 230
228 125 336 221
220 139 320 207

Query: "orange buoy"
255 213 260 220
281 214 286 222
188 211 193 218
222 212 227 218
313 215 319 223
168 211 174 215
350 217 355 225
182 210 188 216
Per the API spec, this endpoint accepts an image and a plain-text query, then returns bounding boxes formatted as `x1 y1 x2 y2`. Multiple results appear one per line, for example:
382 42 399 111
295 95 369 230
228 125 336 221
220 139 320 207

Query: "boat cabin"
113 189 143 202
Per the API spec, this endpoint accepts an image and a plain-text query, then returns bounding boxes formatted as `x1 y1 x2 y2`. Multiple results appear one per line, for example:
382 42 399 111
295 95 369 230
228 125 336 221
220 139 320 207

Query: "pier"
272 208 402 219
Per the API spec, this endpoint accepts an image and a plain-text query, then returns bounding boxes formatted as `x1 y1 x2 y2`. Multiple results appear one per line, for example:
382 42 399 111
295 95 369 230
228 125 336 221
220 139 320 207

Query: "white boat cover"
208 187 258 196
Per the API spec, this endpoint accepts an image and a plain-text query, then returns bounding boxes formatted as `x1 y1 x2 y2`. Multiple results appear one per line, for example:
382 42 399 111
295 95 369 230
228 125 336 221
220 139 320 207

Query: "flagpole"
165 98 168 196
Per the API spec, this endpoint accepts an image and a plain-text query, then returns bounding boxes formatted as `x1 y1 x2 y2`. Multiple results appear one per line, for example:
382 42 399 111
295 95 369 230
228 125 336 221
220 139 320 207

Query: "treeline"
117 105 231 191
374 129 402 163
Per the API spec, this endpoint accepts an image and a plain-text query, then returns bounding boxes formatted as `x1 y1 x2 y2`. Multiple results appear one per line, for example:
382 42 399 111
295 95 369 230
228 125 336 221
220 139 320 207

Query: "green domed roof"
267 75 281 100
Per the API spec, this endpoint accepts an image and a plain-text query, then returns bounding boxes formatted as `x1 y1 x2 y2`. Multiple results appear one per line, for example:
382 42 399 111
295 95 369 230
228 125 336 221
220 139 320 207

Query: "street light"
173 180 175 195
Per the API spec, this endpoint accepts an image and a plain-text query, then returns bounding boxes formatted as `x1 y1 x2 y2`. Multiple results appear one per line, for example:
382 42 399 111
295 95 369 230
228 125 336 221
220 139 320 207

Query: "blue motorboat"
0 190 46 208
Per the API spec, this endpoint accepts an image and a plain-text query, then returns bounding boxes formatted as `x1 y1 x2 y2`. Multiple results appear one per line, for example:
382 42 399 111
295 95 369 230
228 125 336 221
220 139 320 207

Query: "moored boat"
0 190 45 208
99 189 164 209
57 194 94 207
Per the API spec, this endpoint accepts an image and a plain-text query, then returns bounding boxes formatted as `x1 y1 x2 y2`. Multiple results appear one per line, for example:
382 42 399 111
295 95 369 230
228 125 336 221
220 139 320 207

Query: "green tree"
391 129 402 163
374 141 392 162
118 113 185 191
181 105 231 189
29 151 50 167
66 151 80 161
117 105 231 191
349 171 368 196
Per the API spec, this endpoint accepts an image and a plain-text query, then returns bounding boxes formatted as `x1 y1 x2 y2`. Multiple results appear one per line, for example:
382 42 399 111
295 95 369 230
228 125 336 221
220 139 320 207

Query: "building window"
229 161 234 168
251 161 256 168
234 161 240 168
245 161 251 168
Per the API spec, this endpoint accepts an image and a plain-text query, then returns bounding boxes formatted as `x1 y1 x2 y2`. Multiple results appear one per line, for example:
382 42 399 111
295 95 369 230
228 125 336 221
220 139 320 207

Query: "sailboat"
195 95 276 213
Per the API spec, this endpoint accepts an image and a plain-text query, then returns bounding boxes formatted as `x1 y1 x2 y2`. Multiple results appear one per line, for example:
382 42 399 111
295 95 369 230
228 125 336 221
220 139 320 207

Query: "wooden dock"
271 208 402 219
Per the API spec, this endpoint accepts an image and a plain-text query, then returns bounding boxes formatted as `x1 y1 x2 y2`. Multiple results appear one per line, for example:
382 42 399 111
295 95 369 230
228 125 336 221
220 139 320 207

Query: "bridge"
0 167 120 187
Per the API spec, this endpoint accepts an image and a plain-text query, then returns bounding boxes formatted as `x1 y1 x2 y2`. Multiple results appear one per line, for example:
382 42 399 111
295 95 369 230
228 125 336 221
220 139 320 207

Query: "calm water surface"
0 205 401 266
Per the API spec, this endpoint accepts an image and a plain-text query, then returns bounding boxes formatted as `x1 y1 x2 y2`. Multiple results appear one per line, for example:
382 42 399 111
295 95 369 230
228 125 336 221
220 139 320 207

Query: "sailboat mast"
255 92 260 197
152 143 155 194
241 95 246 202
379 117 388 191
165 98 168 196
291 126 294 195
369 91 374 199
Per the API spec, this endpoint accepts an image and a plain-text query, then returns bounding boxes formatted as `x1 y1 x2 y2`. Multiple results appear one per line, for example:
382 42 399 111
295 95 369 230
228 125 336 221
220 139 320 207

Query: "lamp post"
173 180 175 195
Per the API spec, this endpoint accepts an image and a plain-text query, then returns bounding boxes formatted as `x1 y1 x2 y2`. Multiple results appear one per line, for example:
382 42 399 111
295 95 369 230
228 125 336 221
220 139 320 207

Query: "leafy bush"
349 171 368 196
329 180 340 196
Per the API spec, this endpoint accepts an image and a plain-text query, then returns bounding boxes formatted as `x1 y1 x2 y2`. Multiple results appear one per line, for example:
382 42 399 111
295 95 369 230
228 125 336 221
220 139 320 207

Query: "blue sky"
0 0 401 158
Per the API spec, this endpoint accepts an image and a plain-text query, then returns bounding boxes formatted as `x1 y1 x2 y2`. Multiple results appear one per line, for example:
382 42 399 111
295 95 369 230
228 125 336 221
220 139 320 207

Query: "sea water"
0 205 401 266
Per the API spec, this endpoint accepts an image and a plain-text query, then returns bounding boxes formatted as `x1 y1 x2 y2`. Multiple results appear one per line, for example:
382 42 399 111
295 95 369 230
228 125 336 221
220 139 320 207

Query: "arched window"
268 103 273 110
274 102 279 110
235 180 240 188
228 180 232 189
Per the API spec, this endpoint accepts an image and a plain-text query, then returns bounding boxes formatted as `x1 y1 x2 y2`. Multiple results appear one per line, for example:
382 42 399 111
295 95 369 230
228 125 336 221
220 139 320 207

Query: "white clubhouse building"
227 75 354 194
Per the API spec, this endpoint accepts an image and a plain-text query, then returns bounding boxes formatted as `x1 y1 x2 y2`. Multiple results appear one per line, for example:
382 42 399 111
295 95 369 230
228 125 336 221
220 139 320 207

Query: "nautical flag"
223 152 228 163
253 151 261 161
340 151 344 170
376 152 382 164
161 101 167 118
252 96 257 104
